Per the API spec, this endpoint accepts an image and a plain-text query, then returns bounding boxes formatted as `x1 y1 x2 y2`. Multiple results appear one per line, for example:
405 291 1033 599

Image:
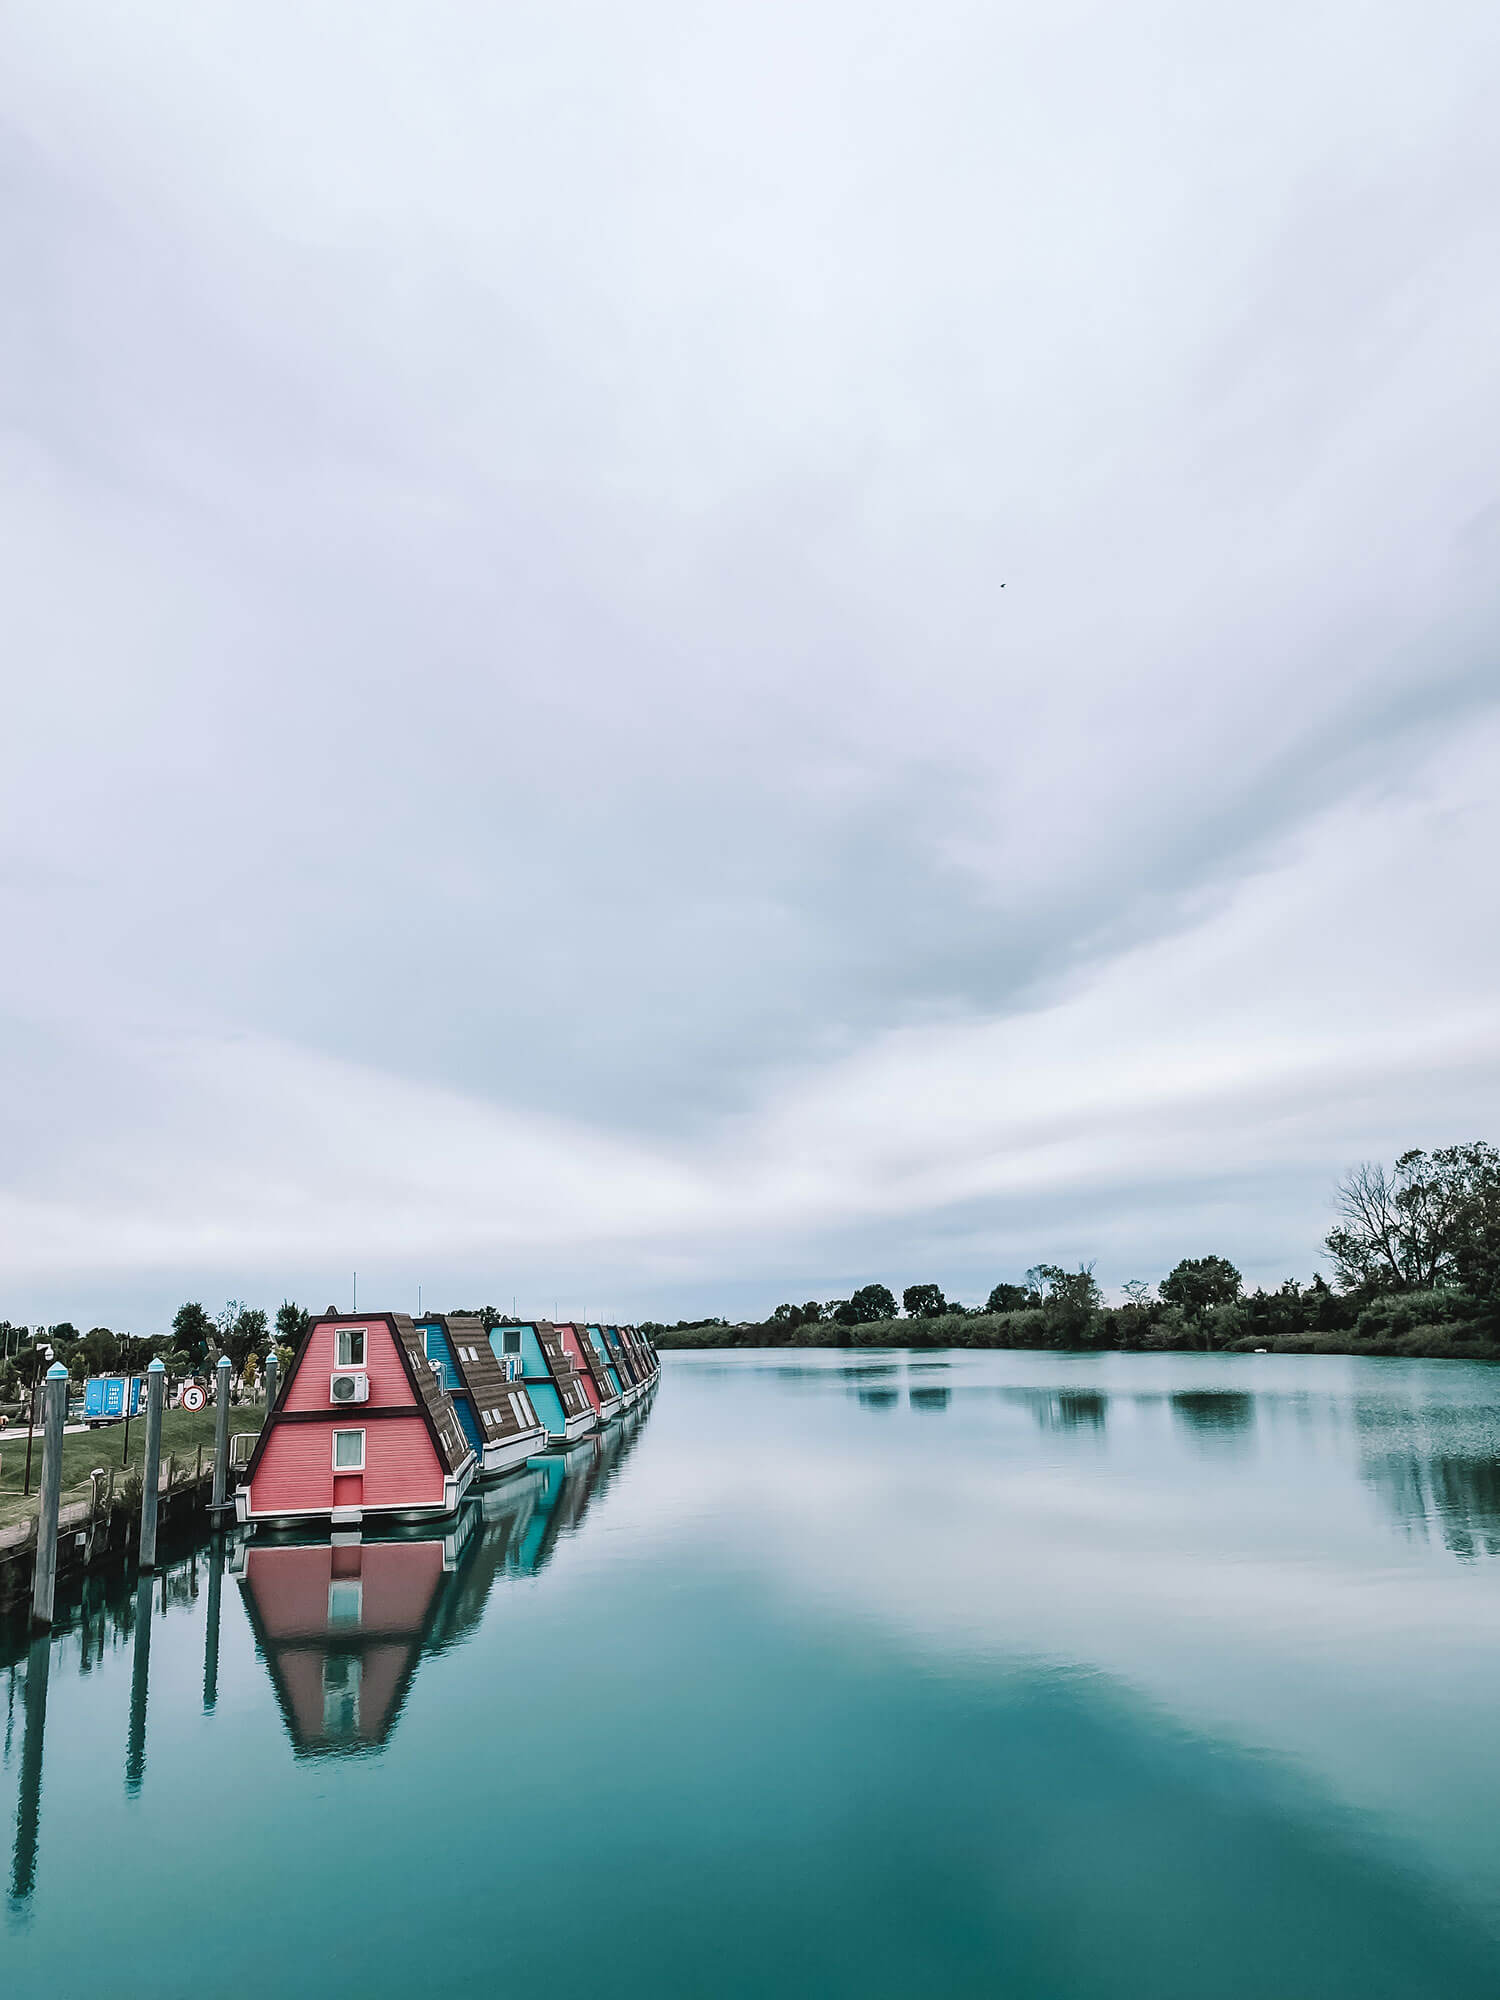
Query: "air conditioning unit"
330 1371 370 1405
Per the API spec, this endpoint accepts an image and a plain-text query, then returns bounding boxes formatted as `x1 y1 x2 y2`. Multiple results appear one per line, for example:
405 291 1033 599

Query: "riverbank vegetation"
0 1299 308 1412
647 1145 1500 1360
0 1405 261 1533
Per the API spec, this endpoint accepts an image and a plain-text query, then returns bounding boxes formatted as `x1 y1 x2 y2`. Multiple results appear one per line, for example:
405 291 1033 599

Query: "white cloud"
0 1 1497 1315
2 713 1495 1317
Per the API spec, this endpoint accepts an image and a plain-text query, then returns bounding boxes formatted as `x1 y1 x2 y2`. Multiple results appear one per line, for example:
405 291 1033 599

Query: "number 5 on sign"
182 1384 207 1412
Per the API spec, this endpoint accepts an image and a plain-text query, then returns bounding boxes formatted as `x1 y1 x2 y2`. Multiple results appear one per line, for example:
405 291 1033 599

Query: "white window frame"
327 1579 364 1627
332 1428 366 1472
336 1326 367 1368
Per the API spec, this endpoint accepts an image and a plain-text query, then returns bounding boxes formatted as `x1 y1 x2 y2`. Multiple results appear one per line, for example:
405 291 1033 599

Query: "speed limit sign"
181 1384 207 1412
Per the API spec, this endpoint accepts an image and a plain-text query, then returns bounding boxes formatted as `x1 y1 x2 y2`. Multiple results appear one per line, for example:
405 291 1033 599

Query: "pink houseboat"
237 1311 476 1529
555 1323 623 1424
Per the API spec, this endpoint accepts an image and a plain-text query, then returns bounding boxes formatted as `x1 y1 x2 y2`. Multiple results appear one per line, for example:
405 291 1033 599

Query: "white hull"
481 1427 548 1476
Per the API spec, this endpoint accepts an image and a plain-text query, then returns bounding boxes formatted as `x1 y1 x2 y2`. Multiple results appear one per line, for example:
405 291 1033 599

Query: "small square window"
503 1329 521 1353
332 1429 365 1471
337 1327 366 1368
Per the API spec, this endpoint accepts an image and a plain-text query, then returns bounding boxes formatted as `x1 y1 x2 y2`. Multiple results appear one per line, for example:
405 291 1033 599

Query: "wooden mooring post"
137 1361 167 1571
30 1365 69 1629
210 1352 233 1519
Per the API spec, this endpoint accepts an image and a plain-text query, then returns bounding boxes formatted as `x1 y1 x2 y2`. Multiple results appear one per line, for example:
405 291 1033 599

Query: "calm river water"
5 1350 1500 1998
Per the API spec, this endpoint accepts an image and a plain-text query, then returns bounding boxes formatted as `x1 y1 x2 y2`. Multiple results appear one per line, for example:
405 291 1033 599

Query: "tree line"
646 1145 1500 1358
6 1145 1497 1389
0 1301 539 1406
0 1299 315 1405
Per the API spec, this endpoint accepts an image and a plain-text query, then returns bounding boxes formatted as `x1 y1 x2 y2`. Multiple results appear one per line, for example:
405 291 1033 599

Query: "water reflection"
2 1399 654 1904
125 1575 152 1797
6 1356 1500 1996
1363 1452 1500 1559
237 1407 648 1758
1169 1390 1256 1448
9 1636 47 1912
1004 1388 1111 1434
908 1386 950 1412
744 1356 1500 1570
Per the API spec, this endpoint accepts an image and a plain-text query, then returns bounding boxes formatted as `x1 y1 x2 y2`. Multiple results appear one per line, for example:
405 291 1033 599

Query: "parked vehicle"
83 1375 147 1426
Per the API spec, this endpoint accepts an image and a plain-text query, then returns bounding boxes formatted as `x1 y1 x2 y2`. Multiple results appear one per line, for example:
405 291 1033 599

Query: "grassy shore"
0 1405 264 1533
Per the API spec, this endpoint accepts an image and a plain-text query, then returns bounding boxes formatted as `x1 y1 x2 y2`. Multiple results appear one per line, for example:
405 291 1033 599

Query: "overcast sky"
2 2 1497 1329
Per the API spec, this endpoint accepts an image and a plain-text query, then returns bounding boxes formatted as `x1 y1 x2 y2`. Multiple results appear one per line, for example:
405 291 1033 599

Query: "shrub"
1353 1290 1478 1340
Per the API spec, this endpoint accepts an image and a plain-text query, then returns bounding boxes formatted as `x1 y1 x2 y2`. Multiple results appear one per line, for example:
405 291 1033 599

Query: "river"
5 1350 1500 1998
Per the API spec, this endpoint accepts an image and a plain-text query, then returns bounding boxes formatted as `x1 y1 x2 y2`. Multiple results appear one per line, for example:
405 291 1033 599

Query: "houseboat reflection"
234 1399 652 1757
1 1399 656 1909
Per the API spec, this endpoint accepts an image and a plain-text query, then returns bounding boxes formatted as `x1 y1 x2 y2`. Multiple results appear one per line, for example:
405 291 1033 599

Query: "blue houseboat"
599 1325 640 1404
487 1322 596 1445
414 1314 548 1477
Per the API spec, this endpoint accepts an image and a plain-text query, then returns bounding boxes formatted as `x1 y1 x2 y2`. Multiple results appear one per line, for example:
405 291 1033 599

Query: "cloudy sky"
2 1 1497 1328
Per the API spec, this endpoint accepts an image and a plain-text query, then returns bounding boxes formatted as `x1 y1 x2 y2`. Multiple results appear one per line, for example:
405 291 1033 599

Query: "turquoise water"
6 1349 1500 1998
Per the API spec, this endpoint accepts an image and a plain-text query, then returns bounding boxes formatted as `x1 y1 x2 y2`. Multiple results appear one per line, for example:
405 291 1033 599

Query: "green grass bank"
0 1405 264 1533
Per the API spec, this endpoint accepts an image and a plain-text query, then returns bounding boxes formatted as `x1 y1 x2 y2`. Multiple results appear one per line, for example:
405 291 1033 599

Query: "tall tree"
902 1284 950 1319
172 1302 214 1368
80 1326 122 1374
224 1307 269 1371
1450 1146 1500 1305
275 1301 311 1347
1159 1257 1242 1315
1325 1146 1496 1292
849 1283 898 1322
1027 1265 1102 1309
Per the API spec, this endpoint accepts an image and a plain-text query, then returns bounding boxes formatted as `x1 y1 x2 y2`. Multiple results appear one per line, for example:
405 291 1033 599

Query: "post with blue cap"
210 1351 233 1519
138 1360 167 1571
30 1362 70 1628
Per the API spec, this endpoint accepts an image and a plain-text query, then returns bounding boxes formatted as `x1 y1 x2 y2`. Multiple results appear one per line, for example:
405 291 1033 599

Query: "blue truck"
83 1375 147 1425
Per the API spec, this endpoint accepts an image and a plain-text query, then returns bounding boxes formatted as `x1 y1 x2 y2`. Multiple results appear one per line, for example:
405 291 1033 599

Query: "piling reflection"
1 1395 655 1908
124 1575 152 1797
8 1635 48 1914
203 1535 224 1713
